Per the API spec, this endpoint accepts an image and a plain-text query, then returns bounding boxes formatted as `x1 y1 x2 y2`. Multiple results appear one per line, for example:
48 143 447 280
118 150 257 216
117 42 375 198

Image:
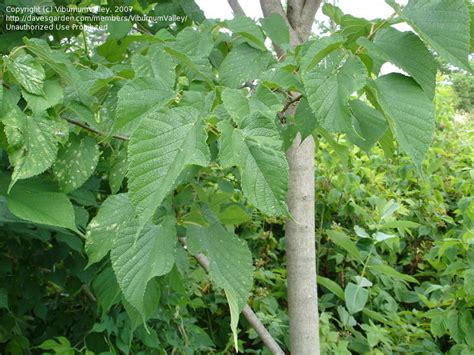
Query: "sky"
194 0 410 74
195 0 408 22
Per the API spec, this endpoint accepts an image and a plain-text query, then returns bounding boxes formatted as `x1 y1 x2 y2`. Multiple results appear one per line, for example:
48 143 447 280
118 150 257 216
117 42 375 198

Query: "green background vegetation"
1 67 472 355
0 0 473 353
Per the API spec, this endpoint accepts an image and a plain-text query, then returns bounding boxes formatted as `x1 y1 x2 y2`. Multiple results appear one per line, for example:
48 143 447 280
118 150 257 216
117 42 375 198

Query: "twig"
280 94 303 115
354 12 397 55
241 305 285 355
64 118 129 141
227 0 246 16
179 238 285 355
82 29 91 60
81 284 97 302
65 93 301 142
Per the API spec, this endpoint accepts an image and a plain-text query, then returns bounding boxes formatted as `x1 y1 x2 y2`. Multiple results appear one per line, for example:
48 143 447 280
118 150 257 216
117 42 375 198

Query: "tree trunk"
286 133 320 354
284 2 322 353
258 1 322 352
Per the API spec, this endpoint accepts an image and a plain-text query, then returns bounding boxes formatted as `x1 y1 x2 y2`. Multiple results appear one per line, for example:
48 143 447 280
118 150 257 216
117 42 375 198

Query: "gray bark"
287 0 323 40
230 0 323 352
285 132 319 354
259 0 299 45
261 0 322 353
227 0 246 16
180 238 285 354
300 0 323 40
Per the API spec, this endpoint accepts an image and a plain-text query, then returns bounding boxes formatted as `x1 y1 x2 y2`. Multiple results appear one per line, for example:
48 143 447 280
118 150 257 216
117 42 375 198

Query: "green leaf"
56 231 83 252
218 115 288 216
327 230 363 263
379 220 420 230
260 13 289 47
300 35 345 72
303 53 367 133
0 32 23 54
24 38 77 83
128 107 210 224
103 20 132 39
7 187 76 231
63 101 98 130
3 111 59 189
430 313 446 337
85 194 134 266
22 80 64 114
354 276 372 287
164 47 215 86
37 337 74 355
7 52 45 95
318 276 345 300
180 90 215 115
131 45 176 88
114 77 175 135
369 264 419 283
123 278 161 331
378 129 395 159
354 225 370 238
180 0 206 23
216 204 251 225
388 0 471 71
0 288 9 310
219 44 273 88
261 66 303 92
108 147 127 194
174 27 214 58
226 16 266 51
322 4 372 45
373 231 397 243
359 27 437 98
187 222 253 349
92 266 121 313
363 309 389 325
253 85 284 114
344 282 369 314
52 135 99 193
380 199 400 220
221 88 250 122
470 1 474 52
0 85 4 114
463 269 474 296
460 309 474 346
111 216 176 317
348 100 388 152
294 97 317 139
203 191 252 225
446 310 464 344
371 73 435 168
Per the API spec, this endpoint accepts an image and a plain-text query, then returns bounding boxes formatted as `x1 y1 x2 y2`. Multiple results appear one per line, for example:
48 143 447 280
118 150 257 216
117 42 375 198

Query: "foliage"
451 71 474 113
312 100 474 354
0 0 472 353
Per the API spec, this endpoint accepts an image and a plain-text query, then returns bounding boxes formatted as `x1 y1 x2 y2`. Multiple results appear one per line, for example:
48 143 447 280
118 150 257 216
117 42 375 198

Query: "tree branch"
287 0 304 33
227 0 246 16
280 94 303 115
286 0 322 42
286 0 304 41
64 117 129 141
179 238 285 355
81 284 97 302
300 0 323 39
259 0 287 20
67 115 284 353
260 0 299 45
241 305 284 355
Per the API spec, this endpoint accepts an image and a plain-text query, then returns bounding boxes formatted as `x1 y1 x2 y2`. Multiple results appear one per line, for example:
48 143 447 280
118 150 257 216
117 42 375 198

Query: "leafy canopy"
0 0 471 351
